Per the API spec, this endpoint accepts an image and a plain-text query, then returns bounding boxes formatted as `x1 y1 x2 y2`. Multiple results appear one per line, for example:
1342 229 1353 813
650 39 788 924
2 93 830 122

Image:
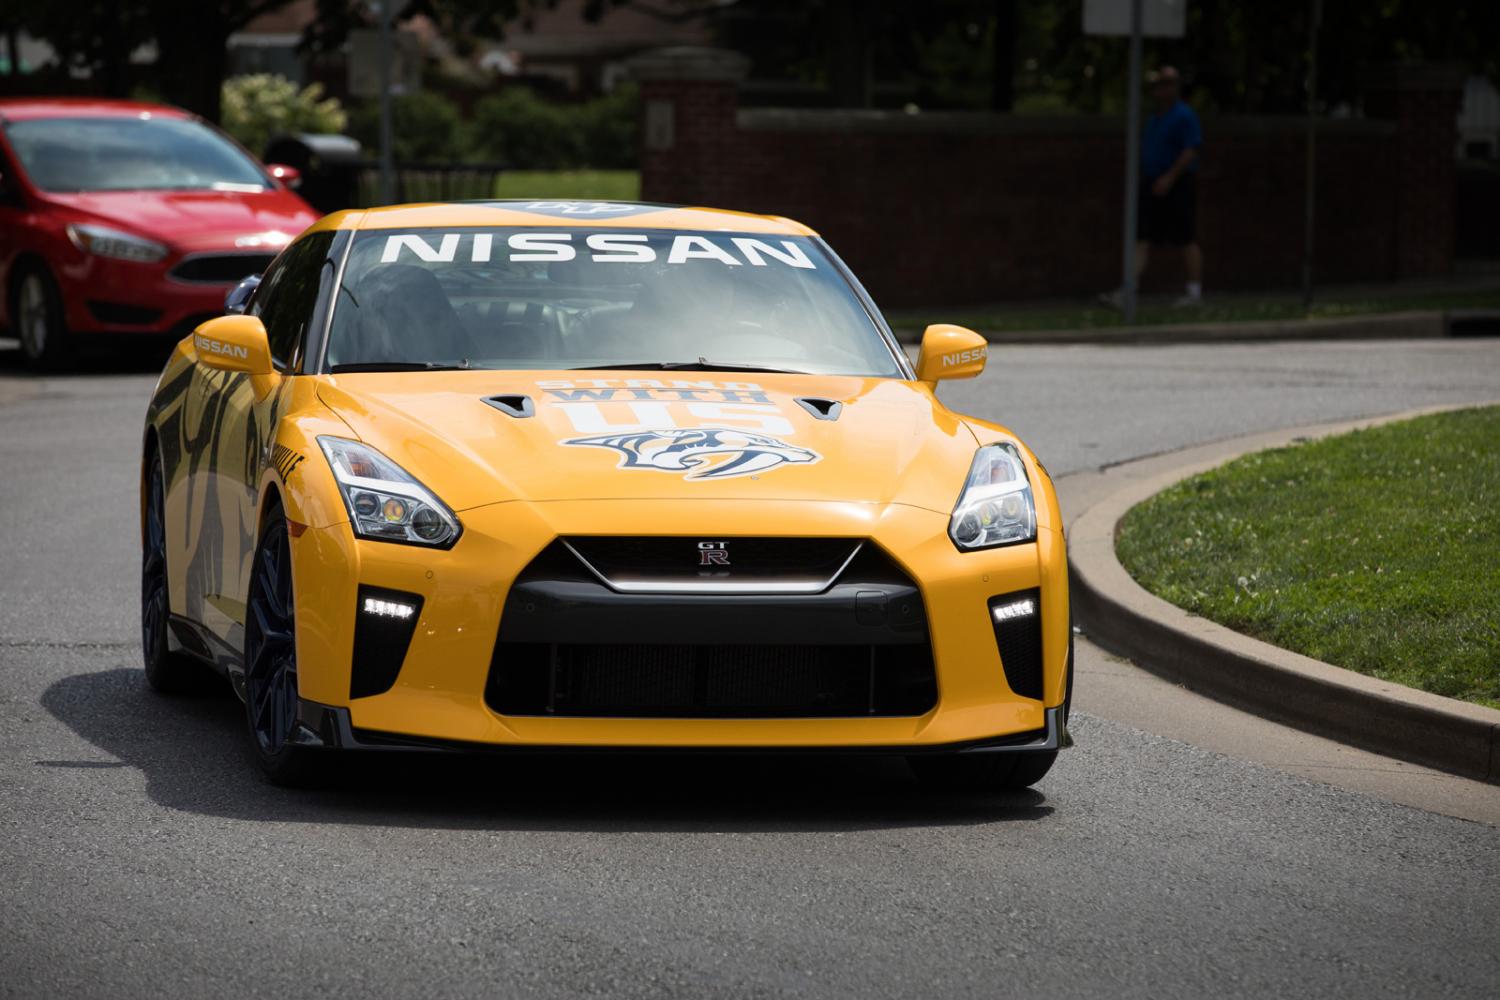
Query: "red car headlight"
66 223 169 263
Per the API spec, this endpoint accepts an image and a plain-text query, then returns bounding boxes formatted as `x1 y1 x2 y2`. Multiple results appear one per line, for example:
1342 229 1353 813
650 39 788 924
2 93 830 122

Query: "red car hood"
44 188 318 253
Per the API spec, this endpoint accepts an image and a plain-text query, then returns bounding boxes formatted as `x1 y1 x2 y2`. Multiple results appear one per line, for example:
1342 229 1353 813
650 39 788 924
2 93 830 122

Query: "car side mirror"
266 163 302 189
225 274 261 314
915 324 988 383
192 315 280 397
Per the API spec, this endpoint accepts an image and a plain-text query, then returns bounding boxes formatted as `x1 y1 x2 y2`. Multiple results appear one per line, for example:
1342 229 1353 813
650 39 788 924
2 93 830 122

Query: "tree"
10 0 657 122
9 0 298 121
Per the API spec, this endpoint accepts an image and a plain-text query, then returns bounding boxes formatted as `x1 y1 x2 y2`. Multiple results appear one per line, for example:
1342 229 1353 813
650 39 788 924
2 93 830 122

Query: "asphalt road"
2 339 1499 999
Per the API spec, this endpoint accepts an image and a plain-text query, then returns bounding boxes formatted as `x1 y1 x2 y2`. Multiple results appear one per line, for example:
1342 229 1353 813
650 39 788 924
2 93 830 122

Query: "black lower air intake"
989 588 1043 700
350 585 424 699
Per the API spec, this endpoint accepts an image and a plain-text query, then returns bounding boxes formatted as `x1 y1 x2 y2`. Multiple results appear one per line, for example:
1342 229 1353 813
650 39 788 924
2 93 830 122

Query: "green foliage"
471 85 638 170
346 90 469 163
221 74 346 159
1116 407 1500 707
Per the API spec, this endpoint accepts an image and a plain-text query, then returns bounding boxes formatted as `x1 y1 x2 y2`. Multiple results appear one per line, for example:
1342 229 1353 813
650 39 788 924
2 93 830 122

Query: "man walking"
1104 65 1204 307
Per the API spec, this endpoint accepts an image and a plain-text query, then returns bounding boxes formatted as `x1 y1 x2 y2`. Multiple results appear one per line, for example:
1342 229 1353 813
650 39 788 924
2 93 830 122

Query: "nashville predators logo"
563 428 820 481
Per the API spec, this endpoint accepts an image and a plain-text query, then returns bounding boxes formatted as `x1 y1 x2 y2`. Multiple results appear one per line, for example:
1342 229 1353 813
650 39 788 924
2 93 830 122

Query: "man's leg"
1184 242 1202 288
1136 241 1151 280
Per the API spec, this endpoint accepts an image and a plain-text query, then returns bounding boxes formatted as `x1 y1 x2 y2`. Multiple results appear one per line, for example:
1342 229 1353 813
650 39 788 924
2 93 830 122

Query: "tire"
243 501 317 786
908 750 1057 792
13 265 73 370
141 450 204 693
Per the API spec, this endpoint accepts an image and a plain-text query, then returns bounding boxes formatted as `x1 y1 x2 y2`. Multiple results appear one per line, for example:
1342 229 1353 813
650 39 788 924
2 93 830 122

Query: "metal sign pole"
1121 0 1144 323
1301 0 1322 310
378 0 395 205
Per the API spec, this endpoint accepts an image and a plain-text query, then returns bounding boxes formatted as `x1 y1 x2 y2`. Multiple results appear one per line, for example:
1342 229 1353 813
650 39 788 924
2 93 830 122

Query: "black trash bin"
264 133 363 215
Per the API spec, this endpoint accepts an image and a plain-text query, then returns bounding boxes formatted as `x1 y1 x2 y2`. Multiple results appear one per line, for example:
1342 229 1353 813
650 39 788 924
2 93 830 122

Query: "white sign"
1083 0 1186 38
379 232 818 269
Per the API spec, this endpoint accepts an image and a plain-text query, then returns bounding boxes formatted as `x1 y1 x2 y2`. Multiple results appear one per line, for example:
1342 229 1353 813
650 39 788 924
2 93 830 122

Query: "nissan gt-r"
140 200 1072 789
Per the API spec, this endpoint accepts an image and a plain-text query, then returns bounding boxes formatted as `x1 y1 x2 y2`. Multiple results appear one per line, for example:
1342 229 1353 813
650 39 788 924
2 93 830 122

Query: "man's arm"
1151 147 1198 196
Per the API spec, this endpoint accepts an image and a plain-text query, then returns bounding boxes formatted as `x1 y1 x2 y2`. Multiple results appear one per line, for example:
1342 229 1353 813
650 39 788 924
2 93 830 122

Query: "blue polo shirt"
1142 99 1203 179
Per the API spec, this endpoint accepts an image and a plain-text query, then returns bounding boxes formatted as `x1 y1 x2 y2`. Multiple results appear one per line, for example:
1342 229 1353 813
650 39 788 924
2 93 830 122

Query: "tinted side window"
253 232 334 371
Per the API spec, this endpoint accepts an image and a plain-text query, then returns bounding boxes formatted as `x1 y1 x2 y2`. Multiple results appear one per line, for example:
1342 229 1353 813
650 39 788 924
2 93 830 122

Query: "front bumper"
291 700 1072 756
289 498 1071 750
58 252 259 336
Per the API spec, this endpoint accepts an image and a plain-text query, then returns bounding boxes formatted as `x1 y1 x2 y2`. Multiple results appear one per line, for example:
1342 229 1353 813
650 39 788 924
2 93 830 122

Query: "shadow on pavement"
42 667 1053 832
0 340 173 375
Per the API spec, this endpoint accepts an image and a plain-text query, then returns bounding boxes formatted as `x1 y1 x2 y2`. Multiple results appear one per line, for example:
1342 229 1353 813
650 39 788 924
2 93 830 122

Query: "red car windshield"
5 116 270 194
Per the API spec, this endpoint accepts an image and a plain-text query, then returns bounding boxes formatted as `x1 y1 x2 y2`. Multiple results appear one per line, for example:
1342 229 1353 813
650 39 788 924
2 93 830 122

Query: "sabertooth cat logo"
563 428 820 481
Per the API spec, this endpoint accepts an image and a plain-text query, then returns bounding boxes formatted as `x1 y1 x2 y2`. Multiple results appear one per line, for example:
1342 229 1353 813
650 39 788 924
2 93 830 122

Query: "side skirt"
167 613 247 699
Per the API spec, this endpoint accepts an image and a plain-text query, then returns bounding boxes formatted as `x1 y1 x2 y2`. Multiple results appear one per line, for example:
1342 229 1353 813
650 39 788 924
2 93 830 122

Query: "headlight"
318 437 461 547
949 443 1036 551
65 223 168 263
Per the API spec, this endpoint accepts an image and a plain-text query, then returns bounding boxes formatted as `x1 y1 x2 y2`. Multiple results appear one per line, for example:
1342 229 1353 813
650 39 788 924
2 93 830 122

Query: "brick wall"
632 49 1459 308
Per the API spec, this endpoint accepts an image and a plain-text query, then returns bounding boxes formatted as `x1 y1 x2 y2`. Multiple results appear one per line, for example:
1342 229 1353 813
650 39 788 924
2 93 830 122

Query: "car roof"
311 201 818 237
0 97 193 122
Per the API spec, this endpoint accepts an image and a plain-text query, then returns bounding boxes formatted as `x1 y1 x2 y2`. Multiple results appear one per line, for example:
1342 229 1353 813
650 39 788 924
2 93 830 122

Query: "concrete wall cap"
627 46 750 83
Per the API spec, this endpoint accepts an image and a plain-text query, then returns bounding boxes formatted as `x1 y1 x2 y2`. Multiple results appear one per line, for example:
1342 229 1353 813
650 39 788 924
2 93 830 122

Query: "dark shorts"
1139 172 1197 245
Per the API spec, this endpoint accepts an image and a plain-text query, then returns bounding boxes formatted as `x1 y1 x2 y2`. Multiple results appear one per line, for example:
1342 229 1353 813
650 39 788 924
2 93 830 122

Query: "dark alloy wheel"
14 266 73 370
142 451 201 692
244 504 316 785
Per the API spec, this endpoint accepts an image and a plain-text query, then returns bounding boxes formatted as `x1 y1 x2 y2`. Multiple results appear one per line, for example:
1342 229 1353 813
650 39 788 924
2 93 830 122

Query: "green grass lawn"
1116 406 1500 708
493 170 640 201
887 287 1500 336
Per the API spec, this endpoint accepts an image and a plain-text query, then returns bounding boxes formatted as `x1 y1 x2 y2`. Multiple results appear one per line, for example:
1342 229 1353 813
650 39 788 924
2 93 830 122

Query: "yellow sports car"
140 201 1071 788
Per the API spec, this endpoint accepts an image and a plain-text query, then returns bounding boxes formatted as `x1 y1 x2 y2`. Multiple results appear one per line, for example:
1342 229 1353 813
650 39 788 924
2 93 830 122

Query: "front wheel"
907 750 1057 792
244 503 316 785
142 451 203 692
14 266 73 370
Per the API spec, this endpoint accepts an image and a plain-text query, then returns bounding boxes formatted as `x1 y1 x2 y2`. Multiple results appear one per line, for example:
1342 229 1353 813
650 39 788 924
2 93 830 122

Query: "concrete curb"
893 307 1499 345
1065 403 1500 785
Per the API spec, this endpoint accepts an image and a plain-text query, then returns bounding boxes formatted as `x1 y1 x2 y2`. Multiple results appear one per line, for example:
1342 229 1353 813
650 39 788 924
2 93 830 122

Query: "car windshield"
323 227 904 377
6 116 270 193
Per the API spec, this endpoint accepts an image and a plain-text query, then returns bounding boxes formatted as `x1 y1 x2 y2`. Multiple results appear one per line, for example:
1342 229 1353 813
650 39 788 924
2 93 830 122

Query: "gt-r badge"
697 541 730 565
562 428 820 480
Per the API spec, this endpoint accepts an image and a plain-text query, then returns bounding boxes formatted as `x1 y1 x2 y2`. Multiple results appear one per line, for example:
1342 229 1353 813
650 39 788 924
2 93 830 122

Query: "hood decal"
563 427 820 481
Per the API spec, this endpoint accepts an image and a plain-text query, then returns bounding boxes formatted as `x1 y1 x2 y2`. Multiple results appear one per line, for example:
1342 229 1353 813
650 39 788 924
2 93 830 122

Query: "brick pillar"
1365 65 1464 278
627 47 749 207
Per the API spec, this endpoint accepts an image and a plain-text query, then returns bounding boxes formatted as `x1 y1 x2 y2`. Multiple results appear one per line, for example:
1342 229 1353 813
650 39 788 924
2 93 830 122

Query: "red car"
0 98 319 368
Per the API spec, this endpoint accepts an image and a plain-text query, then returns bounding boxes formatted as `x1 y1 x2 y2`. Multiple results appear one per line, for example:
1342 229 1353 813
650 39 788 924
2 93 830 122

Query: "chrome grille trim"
560 539 866 595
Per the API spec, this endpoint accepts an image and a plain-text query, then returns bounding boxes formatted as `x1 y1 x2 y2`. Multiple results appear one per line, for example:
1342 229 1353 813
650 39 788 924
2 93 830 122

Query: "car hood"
315 371 980 513
44 188 317 252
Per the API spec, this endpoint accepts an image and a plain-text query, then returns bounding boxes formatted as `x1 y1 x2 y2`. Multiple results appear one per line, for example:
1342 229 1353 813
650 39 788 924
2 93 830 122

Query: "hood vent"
483 393 535 418
795 396 843 421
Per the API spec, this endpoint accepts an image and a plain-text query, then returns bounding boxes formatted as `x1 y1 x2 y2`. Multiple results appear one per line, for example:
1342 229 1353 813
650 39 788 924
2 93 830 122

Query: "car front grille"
488 642 937 718
487 539 937 719
86 300 163 325
168 253 275 284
